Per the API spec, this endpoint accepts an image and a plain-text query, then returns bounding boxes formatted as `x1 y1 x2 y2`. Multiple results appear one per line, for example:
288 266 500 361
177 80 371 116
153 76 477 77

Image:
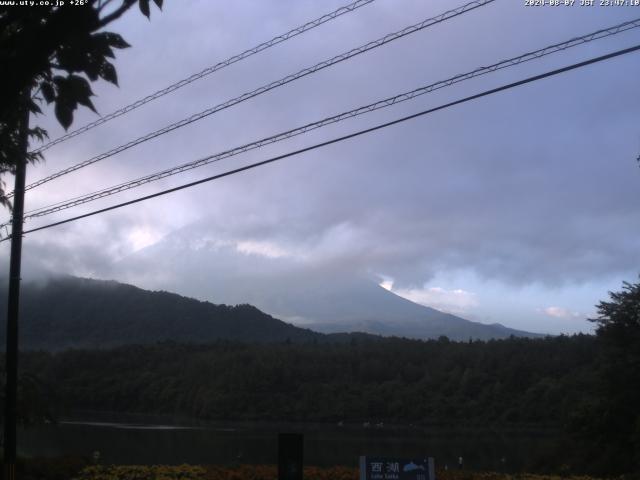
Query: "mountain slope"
117 233 542 341
209 269 538 341
0 276 326 350
303 281 538 341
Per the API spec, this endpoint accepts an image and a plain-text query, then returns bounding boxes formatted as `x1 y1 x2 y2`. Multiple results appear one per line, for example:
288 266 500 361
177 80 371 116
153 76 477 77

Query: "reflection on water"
59 421 208 431
18 412 567 472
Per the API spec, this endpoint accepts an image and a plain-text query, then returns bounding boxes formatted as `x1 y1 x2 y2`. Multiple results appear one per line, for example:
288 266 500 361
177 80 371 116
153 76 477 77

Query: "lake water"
18 412 566 472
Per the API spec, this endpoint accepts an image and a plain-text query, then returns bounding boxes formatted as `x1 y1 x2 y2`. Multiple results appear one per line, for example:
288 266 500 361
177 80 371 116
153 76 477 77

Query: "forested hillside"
20 335 596 425
0 276 325 349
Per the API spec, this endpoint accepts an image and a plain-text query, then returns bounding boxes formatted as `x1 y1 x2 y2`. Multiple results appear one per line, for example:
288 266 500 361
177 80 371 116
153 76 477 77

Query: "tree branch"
97 0 117 13
98 0 137 28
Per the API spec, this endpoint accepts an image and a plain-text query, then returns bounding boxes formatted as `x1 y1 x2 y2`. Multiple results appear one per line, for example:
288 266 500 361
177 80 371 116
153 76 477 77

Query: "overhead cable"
9 43 640 240
20 17 640 220
15 0 495 196
30 0 378 155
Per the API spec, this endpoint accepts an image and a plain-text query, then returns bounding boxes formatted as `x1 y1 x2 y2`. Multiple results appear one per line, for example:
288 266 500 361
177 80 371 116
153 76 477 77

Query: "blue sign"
359 457 435 480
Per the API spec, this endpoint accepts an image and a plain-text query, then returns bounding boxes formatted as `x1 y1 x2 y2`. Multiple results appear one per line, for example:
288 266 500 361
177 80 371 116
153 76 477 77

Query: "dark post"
278 433 304 480
3 91 30 480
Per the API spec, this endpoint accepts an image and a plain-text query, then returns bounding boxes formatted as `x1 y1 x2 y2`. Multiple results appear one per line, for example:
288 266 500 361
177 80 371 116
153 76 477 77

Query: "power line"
10 43 640 240
20 17 640 221
15 0 494 197
30 0 378 155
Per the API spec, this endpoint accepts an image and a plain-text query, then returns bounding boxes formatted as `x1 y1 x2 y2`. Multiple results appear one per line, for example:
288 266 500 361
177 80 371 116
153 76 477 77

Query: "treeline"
0 276 325 350
19 335 597 425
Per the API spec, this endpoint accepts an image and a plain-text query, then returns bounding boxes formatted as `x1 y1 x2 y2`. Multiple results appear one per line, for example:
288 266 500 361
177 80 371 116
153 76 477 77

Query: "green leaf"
52 75 66 89
90 33 117 58
28 100 42 115
52 75 97 128
41 82 55 104
100 32 131 49
56 43 88 73
67 75 93 96
28 127 48 142
26 151 44 165
99 62 118 86
54 101 73 130
67 75 97 113
77 95 97 113
84 58 101 81
139 0 150 18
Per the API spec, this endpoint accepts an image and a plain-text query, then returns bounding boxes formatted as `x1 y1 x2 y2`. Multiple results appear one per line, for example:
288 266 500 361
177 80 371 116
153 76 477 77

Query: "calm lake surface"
18 412 566 472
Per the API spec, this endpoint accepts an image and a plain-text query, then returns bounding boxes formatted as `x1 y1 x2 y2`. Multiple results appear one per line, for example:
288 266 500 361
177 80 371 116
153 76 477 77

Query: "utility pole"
3 90 30 480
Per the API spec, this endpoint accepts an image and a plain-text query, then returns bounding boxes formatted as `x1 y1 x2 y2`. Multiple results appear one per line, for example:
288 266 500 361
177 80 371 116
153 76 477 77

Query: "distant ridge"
117 232 544 342
0 274 540 351
299 280 541 341
0 276 350 351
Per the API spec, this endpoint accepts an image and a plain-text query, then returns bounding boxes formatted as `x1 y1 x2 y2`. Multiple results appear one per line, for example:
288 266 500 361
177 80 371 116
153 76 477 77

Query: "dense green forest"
2 332 636 475
20 335 595 425
13 330 638 474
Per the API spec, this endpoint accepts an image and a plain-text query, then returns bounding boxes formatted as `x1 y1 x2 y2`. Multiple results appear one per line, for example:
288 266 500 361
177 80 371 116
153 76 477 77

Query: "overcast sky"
2 0 639 334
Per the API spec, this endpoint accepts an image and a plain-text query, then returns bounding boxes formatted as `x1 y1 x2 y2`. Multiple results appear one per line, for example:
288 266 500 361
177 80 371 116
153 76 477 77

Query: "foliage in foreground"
71 464 613 480
0 0 163 207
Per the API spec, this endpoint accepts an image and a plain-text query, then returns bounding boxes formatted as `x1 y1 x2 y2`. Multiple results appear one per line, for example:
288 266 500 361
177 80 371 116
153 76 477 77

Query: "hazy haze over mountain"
108 222 541 340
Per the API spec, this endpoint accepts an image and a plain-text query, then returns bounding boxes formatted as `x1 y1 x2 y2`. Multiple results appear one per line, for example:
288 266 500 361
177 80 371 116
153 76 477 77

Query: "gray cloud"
2 0 639 331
